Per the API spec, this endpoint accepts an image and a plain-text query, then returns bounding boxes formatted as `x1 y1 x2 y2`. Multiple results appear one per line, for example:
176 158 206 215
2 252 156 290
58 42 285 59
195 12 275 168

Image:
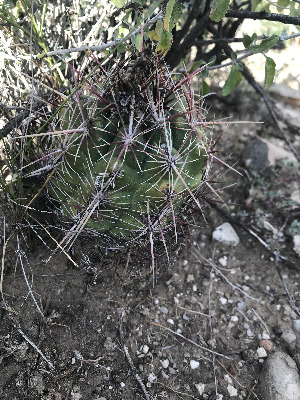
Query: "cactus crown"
22 47 213 251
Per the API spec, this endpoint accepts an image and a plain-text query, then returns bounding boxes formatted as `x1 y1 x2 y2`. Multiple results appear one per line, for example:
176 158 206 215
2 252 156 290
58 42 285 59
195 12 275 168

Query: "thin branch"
17 328 55 370
38 12 163 58
226 9 300 25
117 309 150 400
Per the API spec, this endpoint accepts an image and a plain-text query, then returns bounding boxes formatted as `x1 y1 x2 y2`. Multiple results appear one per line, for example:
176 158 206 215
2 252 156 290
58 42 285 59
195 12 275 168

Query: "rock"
257 347 268 358
243 138 297 173
257 351 300 400
190 360 200 369
281 330 297 346
212 223 240 246
293 235 300 258
243 138 269 172
269 83 300 107
160 359 170 369
218 256 228 267
260 339 274 352
227 384 238 397
294 320 300 345
159 306 168 315
195 383 205 395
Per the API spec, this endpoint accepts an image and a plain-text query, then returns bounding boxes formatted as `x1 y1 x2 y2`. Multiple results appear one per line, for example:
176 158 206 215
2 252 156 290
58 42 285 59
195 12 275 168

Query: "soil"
0 89 300 400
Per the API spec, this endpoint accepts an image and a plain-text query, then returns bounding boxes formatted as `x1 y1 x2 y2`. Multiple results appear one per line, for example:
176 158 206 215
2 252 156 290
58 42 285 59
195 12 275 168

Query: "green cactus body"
46 52 211 245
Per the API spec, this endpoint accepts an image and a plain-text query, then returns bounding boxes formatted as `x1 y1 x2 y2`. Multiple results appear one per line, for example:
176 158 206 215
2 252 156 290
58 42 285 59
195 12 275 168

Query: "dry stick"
39 11 163 58
207 200 300 272
17 327 55 370
150 321 231 360
117 309 150 400
16 235 45 319
274 252 300 318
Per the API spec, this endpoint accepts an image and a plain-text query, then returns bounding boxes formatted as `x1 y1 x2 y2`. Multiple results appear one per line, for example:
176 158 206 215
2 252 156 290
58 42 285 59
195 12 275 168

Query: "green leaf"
210 0 230 22
200 80 210 96
164 0 175 31
190 60 207 73
172 3 185 24
157 28 173 52
231 52 237 61
248 35 279 54
264 56 276 88
243 34 253 48
222 65 243 96
110 0 126 8
277 0 290 7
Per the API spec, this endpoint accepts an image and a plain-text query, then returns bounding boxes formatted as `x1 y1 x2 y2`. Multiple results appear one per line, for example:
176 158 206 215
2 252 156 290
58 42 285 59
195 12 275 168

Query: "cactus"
25 49 213 250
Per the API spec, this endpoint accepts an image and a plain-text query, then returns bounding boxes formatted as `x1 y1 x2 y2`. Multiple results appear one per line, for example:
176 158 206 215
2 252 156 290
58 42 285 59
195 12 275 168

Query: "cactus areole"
46 50 212 247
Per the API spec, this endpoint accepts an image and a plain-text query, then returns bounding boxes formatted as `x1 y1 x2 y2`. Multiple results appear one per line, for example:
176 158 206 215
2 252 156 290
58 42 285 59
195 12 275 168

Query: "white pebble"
195 383 205 395
219 256 228 267
167 318 174 325
224 374 233 384
192 285 197 292
231 315 238 322
160 359 169 369
247 329 254 337
120 382 125 388
220 297 228 305
261 331 270 340
142 345 149 354
154 298 159 305
227 384 238 397
190 360 200 369
159 306 168 314
148 373 157 383
257 347 267 358
212 223 240 246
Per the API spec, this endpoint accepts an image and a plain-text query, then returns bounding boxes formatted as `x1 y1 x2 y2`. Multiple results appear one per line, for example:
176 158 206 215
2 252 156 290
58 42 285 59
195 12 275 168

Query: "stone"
160 359 170 369
195 383 205 395
257 347 268 358
269 83 300 106
293 235 300 257
257 351 300 400
260 339 274 352
281 330 297 346
227 384 238 397
190 360 200 369
212 223 240 246
243 138 297 174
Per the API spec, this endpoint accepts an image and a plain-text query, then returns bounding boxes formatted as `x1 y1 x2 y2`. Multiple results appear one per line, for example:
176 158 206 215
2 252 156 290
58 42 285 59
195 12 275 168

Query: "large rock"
243 138 297 173
257 351 300 400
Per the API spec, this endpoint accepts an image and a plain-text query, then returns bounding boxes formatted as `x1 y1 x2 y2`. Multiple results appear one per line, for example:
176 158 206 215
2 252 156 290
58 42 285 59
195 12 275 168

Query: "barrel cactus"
28 49 213 251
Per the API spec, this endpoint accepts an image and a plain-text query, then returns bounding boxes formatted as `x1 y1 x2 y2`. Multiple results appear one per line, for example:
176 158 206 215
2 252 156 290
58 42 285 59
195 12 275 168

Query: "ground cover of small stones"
0 87 300 400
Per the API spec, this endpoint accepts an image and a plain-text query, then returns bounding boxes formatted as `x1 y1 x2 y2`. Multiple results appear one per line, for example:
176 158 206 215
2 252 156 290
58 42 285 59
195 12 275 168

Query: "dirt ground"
0 86 300 400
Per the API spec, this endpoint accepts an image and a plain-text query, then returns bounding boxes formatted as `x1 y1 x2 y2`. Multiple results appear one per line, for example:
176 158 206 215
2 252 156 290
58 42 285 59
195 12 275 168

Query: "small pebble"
159 307 169 315
167 318 174 325
160 359 169 369
190 360 200 369
148 373 157 383
231 315 238 322
186 274 195 283
220 297 228 305
247 329 254 337
262 331 270 340
195 383 205 395
281 330 296 346
257 347 268 358
154 299 159 305
260 339 274 352
227 384 238 397
120 382 125 388
142 345 149 354
219 256 228 267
